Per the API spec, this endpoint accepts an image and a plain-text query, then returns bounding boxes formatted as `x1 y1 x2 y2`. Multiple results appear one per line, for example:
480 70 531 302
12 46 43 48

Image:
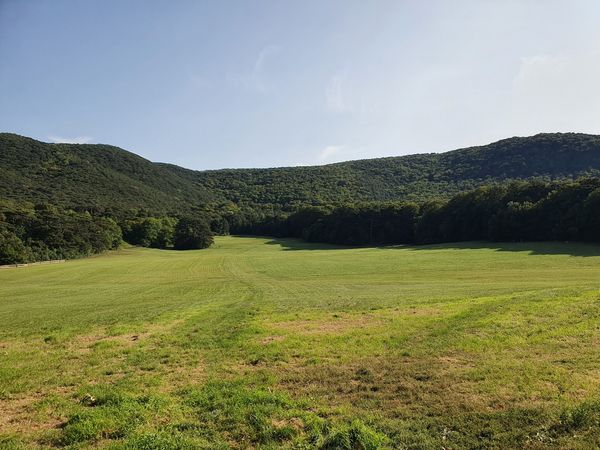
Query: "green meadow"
1 236 600 449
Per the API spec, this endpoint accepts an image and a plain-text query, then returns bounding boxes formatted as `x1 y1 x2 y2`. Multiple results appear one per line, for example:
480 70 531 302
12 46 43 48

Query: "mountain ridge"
2 132 600 214
5 131 599 170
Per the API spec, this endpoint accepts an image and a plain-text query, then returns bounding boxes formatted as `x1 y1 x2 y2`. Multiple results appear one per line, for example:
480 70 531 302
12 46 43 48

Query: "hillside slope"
2 132 600 213
0 133 214 214
170 133 600 205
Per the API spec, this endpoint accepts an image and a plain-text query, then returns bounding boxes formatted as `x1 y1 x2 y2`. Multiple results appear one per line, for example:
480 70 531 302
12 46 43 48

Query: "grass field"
1 237 600 449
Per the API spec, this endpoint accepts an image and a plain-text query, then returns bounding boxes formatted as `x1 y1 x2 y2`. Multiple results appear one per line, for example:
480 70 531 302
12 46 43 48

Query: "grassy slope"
1 237 600 448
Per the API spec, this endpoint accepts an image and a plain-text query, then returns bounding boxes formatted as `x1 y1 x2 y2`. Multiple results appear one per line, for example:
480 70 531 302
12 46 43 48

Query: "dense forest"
3 178 600 264
0 200 122 264
3 132 600 264
236 178 600 245
0 133 214 216
3 132 600 216
183 133 600 207
0 201 213 265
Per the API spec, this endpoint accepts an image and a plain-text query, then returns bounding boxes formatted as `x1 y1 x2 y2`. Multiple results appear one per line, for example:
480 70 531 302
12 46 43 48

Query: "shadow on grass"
259 237 600 256
404 240 600 257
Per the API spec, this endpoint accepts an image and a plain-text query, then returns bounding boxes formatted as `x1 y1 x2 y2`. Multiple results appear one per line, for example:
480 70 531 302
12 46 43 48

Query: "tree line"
0 202 122 264
3 178 600 264
230 178 600 245
0 201 213 265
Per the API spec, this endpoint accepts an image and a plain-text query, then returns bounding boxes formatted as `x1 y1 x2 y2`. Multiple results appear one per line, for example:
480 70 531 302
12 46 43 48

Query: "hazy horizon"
2 1 600 170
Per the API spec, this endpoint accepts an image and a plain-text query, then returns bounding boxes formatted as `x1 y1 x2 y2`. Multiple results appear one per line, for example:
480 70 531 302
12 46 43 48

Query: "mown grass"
1 237 600 448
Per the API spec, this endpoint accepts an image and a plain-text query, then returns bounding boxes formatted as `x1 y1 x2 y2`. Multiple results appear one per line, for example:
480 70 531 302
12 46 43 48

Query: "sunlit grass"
1 237 600 448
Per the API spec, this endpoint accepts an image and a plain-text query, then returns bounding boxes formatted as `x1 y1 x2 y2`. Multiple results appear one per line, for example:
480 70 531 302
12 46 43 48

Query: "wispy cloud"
229 44 282 93
318 145 345 162
47 135 93 144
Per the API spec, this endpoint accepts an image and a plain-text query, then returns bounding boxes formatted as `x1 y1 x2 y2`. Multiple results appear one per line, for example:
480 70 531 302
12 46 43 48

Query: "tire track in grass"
173 239 270 371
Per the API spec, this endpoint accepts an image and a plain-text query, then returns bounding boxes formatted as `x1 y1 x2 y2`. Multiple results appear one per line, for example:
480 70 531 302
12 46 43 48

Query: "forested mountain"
0 133 214 215
176 133 600 206
2 132 600 214
3 131 600 264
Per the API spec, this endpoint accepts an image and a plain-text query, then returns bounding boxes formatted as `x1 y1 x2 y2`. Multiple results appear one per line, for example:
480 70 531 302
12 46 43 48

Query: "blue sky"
2 1 600 169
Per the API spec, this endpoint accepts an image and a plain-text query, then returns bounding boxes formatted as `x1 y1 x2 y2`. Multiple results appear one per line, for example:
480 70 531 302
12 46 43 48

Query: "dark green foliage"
5 176 600 263
413 179 600 244
0 199 217 262
172 132 600 207
122 217 177 248
580 188 600 241
173 217 214 250
3 132 600 217
0 224 30 264
0 133 214 217
286 206 333 237
419 178 600 244
300 203 419 245
237 178 600 247
123 215 215 250
5 132 600 259
209 215 230 235
0 201 122 264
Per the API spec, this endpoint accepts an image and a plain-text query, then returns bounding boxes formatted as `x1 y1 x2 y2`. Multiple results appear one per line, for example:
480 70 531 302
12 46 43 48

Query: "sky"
1 1 600 170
